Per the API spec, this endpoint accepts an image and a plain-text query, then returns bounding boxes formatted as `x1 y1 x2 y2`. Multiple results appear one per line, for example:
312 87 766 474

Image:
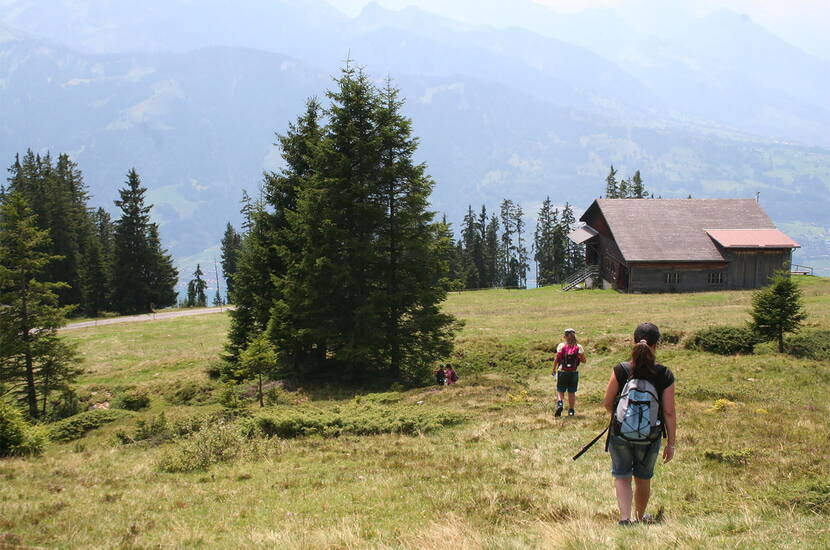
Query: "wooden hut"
568 199 800 292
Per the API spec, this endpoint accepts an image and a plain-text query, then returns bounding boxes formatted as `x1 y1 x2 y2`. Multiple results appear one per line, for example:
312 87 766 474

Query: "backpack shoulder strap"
614 362 631 386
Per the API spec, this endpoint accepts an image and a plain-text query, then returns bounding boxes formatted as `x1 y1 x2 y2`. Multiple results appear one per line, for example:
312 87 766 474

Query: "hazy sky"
326 0 830 60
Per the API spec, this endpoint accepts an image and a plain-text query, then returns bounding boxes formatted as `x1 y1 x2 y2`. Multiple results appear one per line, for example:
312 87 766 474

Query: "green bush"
165 381 216 405
685 326 758 355
45 389 84 421
251 403 464 439
156 421 268 473
49 409 131 442
218 384 245 410
0 403 46 457
785 330 830 361
659 328 684 345
116 412 170 445
113 389 150 411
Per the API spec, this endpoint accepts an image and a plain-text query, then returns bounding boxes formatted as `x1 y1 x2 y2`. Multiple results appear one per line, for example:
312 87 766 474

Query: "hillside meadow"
2 277 829 549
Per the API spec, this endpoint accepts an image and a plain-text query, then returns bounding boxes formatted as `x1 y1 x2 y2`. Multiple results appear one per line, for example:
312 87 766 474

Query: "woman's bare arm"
661 383 677 463
602 370 619 413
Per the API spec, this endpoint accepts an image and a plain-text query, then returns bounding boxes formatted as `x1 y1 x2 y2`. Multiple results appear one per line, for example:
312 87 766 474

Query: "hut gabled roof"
580 199 790 262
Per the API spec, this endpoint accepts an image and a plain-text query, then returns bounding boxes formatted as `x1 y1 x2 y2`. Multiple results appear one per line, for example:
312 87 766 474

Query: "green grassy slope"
1 278 829 549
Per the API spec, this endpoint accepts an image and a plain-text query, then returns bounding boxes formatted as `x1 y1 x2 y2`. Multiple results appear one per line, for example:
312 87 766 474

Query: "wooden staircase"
562 265 599 291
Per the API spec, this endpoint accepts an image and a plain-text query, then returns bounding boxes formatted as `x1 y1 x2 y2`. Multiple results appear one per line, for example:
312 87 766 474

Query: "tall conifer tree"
605 165 618 198
0 192 79 418
111 169 177 314
220 222 242 300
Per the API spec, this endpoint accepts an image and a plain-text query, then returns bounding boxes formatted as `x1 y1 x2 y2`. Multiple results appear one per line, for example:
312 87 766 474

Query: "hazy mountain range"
1 0 828 279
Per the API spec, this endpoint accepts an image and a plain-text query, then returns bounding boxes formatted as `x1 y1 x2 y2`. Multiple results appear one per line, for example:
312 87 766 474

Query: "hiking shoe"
618 520 632 526
554 401 563 417
568 408 575 416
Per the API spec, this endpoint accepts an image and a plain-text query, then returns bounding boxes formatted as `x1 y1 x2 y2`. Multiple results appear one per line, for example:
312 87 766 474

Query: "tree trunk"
258 372 264 408
21 290 39 418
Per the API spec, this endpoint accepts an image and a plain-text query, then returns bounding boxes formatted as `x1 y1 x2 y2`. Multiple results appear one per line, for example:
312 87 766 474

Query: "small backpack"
613 363 663 444
560 345 581 371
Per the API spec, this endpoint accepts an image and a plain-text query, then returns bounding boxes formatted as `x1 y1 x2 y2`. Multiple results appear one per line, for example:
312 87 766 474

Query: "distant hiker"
444 364 459 385
552 328 586 417
602 322 676 526
435 366 446 386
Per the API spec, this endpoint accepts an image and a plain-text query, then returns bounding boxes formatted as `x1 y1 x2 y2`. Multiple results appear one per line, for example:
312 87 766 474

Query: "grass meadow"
2 277 829 549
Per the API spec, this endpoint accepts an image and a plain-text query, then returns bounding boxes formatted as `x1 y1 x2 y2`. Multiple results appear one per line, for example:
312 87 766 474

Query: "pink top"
556 344 581 371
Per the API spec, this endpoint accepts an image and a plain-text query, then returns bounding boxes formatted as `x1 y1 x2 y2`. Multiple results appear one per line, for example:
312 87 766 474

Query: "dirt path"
60 306 232 331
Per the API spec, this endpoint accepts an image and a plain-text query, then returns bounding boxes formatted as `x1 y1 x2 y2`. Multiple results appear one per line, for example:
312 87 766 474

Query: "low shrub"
165 381 216 406
156 421 269 473
116 412 170 445
45 389 84 421
685 326 758 355
704 448 754 465
452 338 542 379
705 398 738 413
785 330 830 361
251 403 464 439
0 403 47 457
587 335 622 355
49 409 131 442
659 328 684 345
218 384 245 411
352 392 403 405
113 389 150 411
773 477 830 514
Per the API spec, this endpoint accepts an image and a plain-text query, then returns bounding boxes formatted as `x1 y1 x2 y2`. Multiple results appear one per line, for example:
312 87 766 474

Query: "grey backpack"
613 363 663 444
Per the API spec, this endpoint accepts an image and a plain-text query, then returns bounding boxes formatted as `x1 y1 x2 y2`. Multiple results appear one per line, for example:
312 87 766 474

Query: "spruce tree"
749 272 806 353
228 99 322 363
618 177 629 199
89 208 115 312
605 165 618 198
561 202 583 273
0 192 79 418
112 169 177 314
220 222 242 301
534 197 557 286
6 151 100 313
252 65 457 380
186 264 208 307
484 214 500 288
460 205 481 289
631 170 647 198
438 215 463 291
513 203 529 287
145 223 178 311
370 80 457 376
500 200 517 287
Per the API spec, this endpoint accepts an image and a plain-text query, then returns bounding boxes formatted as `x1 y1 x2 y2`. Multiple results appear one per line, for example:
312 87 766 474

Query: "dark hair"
631 323 660 378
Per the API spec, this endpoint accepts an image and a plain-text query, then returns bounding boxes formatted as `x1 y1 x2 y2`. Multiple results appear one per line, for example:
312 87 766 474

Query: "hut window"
664 272 680 285
707 272 724 284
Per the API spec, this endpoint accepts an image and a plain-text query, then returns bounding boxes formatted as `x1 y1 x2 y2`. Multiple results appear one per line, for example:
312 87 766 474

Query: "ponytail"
631 339 657 379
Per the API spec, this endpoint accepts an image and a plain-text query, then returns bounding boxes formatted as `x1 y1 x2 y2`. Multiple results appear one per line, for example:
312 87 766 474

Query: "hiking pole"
572 426 608 460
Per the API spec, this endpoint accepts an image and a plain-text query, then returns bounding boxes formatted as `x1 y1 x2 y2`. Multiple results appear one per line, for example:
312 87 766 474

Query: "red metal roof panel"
706 229 800 248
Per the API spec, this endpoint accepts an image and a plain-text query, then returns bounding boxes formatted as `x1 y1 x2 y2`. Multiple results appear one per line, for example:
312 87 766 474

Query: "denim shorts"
556 370 579 393
608 434 661 479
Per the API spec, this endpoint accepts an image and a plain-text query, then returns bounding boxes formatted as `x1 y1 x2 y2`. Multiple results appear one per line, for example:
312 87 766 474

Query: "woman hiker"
602 322 677 525
552 328 586 417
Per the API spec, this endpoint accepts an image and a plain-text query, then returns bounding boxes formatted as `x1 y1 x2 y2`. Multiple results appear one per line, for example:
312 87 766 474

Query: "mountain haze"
1 0 828 277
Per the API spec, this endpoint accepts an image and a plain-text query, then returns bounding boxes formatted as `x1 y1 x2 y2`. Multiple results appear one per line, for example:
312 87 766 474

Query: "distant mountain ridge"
0 1 828 276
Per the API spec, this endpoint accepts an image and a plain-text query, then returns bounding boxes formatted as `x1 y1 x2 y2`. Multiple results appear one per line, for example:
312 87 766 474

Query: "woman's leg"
614 477 633 521
567 392 576 409
633 477 651 520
